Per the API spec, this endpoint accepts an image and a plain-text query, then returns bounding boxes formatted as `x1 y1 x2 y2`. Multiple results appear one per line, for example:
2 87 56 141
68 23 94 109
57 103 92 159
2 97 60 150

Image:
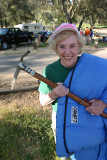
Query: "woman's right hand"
39 83 69 106
52 82 69 99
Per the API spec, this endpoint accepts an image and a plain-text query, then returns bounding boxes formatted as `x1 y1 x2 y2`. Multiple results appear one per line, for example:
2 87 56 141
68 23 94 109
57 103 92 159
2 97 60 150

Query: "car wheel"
2 41 8 50
27 38 32 45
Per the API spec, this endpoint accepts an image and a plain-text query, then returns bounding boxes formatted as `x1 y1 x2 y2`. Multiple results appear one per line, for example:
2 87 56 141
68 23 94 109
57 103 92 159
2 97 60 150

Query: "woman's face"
56 34 80 68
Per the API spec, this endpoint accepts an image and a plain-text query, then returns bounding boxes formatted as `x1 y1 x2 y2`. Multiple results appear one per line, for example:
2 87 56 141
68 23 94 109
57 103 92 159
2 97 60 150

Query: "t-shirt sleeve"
38 68 52 94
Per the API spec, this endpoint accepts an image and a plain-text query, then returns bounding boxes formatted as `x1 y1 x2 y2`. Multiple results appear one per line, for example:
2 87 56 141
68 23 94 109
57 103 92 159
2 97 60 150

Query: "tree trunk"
5 14 8 28
67 17 72 24
61 0 72 24
0 19 3 28
78 16 85 30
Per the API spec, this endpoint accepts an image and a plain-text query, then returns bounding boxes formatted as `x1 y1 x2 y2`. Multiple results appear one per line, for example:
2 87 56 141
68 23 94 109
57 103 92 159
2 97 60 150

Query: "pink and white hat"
52 23 79 39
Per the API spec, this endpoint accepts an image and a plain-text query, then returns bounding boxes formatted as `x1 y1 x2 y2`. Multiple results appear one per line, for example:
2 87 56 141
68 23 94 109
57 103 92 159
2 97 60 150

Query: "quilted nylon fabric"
56 53 107 159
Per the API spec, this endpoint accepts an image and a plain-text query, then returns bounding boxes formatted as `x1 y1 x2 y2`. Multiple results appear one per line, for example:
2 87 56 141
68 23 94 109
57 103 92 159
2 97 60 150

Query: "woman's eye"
59 45 65 49
70 45 75 48
59 46 65 48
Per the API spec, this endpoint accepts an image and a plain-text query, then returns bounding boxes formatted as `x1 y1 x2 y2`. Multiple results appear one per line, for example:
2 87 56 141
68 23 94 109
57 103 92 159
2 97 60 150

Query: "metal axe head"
11 50 30 90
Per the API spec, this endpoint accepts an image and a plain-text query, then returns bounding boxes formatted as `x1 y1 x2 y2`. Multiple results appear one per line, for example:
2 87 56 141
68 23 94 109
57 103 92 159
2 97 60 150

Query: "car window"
0 29 8 35
8 29 15 34
15 28 20 33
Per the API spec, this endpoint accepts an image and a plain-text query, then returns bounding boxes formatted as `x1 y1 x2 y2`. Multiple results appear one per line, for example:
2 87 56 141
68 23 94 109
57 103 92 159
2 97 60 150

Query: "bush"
0 106 57 160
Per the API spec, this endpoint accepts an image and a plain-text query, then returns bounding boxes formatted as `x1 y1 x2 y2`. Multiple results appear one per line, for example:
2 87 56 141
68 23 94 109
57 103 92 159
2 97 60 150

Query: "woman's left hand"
86 99 106 115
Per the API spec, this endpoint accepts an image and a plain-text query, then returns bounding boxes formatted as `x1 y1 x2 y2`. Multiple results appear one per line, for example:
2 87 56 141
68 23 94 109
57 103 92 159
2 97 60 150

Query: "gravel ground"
0 48 41 108
0 45 52 108
0 90 41 108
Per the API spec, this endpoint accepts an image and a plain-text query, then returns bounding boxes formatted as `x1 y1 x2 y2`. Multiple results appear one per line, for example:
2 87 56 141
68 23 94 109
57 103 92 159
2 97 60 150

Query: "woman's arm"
39 83 69 106
39 92 56 106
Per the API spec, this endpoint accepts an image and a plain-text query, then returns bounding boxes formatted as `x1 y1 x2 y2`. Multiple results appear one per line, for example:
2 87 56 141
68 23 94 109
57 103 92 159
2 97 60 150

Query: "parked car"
0 28 34 50
35 31 53 43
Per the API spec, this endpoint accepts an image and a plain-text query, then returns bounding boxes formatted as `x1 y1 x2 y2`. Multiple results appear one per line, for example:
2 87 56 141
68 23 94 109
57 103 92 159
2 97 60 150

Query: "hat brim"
52 27 78 39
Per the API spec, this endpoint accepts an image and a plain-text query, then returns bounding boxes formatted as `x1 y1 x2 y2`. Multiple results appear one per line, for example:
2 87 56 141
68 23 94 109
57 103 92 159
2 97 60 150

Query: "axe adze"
11 50 107 119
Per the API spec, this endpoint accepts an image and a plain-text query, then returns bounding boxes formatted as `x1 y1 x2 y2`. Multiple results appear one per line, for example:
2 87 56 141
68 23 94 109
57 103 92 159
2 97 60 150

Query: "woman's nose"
65 47 71 54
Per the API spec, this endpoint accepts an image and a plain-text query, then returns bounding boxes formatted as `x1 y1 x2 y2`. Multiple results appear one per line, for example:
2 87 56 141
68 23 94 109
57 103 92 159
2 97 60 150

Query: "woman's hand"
86 99 107 115
39 83 69 106
52 82 69 99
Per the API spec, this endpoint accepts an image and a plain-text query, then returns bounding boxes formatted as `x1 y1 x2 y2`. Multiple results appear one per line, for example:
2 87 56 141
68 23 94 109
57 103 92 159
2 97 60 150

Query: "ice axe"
11 50 107 119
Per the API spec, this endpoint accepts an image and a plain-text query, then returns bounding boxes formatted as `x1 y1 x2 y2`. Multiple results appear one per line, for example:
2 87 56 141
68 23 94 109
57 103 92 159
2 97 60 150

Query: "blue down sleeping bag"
56 53 107 159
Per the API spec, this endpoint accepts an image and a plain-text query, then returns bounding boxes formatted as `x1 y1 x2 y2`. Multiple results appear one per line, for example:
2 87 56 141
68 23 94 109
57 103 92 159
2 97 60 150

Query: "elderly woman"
38 23 107 160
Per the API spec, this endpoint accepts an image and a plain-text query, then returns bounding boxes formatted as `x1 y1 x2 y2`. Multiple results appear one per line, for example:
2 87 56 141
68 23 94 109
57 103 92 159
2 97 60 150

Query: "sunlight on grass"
0 106 60 160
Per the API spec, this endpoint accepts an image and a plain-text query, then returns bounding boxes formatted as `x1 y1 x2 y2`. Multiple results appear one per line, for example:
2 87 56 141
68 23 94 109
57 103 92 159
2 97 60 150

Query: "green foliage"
0 106 57 160
0 0 107 31
94 25 107 28
98 42 107 47
40 42 48 47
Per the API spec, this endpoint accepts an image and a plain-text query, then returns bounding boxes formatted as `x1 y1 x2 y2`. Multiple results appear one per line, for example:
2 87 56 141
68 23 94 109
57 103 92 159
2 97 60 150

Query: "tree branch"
61 0 72 23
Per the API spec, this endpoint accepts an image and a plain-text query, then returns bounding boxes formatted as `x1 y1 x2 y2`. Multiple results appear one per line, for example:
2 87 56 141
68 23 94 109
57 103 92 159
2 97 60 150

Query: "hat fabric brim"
52 27 78 39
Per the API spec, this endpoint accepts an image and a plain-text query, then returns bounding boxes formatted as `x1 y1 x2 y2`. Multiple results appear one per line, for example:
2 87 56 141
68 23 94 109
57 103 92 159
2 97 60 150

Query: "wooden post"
36 34 41 47
33 40 37 49
94 42 99 48
94 37 99 48
25 42 28 47
12 44 16 50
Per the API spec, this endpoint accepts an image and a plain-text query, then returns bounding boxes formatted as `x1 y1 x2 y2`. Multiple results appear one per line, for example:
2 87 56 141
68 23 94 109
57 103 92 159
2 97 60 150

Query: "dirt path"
0 45 107 91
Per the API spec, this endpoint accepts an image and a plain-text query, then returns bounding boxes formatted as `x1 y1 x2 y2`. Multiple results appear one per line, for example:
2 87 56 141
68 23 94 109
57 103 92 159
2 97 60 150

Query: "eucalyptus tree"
95 0 107 24
0 0 106 29
48 0 67 25
0 1 4 27
77 0 107 28
0 0 21 27
0 0 35 27
9 0 35 26
50 0 107 29
27 0 50 23
44 0 85 28
0 0 11 27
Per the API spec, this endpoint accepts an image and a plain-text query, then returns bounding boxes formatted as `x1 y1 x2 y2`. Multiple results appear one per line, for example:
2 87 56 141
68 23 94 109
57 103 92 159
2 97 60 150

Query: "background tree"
9 0 35 26
0 0 107 28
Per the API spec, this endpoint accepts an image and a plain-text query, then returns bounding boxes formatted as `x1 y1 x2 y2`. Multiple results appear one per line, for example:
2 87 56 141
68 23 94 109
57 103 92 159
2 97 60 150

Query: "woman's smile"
57 34 80 68
64 56 72 59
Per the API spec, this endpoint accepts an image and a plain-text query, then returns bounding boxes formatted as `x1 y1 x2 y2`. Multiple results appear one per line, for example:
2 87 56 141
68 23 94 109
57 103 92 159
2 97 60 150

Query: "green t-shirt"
38 59 74 112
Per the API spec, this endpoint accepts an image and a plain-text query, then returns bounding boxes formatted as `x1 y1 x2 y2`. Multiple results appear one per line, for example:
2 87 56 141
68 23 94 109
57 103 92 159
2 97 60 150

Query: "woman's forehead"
57 34 78 45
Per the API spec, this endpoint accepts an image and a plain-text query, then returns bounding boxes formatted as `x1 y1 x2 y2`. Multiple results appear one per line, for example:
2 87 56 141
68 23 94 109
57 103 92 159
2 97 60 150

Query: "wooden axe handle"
23 65 107 119
33 72 107 118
